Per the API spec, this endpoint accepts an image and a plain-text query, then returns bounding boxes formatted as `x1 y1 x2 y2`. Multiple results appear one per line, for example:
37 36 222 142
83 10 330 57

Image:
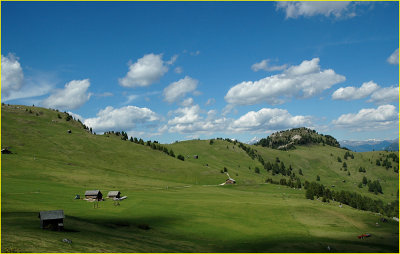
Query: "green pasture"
1 105 398 252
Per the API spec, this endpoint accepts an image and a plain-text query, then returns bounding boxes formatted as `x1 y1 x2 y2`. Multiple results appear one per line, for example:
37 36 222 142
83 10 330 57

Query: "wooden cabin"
38 210 64 230
107 191 121 199
225 178 236 184
85 190 103 200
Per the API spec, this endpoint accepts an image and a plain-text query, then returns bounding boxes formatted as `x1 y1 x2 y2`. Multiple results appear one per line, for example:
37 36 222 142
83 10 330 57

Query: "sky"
1 1 399 143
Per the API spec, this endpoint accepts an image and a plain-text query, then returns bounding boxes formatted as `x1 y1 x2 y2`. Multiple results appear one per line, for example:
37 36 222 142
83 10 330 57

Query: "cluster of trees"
360 176 383 194
264 159 296 178
375 153 399 172
255 127 340 149
265 177 302 189
105 133 186 162
344 151 354 160
266 176 397 217
358 166 366 173
305 181 396 216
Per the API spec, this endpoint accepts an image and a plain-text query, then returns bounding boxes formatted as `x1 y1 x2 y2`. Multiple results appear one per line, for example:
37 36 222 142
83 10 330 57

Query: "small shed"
85 190 103 200
1 148 12 154
193 155 199 159
107 191 121 199
225 178 236 184
38 210 64 230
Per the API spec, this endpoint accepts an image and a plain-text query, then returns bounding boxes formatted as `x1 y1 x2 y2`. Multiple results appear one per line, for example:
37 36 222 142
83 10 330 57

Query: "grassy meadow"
1 105 399 252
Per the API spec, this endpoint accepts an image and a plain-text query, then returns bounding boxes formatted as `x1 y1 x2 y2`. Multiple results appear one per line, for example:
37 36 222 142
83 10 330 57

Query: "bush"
177 155 185 161
255 167 260 174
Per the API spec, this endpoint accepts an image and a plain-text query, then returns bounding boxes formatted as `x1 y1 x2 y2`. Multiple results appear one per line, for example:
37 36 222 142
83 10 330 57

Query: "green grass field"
1 105 399 252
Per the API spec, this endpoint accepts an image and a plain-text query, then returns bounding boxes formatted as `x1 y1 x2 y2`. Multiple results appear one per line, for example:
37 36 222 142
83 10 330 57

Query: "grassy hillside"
1 104 399 252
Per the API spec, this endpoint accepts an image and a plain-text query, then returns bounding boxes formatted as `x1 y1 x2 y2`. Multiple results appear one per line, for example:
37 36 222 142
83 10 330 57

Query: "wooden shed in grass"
225 178 236 184
38 210 64 230
85 190 103 200
107 191 121 199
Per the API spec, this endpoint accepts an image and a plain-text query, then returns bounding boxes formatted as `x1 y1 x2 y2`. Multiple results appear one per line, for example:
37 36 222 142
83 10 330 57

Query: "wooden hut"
85 190 103 200
107 191 121 199
225 178 236 184
38 210 64 230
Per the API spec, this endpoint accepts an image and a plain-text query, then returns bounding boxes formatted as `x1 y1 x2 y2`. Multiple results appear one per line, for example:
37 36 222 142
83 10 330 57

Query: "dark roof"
85 190 101 196
107 191 120 196
39 210 64 220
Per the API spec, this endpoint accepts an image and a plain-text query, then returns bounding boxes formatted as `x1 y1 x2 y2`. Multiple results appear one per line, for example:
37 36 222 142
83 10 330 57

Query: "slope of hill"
255 127 340 150
1 104 399 253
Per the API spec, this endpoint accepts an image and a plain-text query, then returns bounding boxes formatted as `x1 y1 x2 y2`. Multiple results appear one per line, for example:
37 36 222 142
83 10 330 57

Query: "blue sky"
2 1 399 143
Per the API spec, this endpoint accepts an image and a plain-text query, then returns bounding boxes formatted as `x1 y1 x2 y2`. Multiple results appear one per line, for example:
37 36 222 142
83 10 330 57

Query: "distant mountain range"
339 139 399 152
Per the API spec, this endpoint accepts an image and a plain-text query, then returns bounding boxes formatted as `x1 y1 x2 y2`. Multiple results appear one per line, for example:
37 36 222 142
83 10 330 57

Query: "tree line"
265 177 398 218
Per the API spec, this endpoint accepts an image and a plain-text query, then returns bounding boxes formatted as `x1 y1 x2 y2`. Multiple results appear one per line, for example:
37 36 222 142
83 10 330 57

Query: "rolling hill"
1 104 399 253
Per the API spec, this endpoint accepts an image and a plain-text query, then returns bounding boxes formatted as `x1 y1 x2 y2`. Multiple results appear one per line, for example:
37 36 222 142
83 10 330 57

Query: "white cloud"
174 66 183 74
163 76 199 103
165 104 312 136
332 81 399 104
41 79 91 110
95 92 113 97
118 53 168 87
190 50 200 56
168 105 201 125
166 54 178 65
124 94 139 104
225 58 345 105
387 48 399 65
205 98 216 106
368 86 399 104
230 108 311 132
84 105 159 133
251 59 287 72
1 53 24 98
181 97 194 107
276 1 355 19
1 53 58 102
332 81 379 100
166 104 228 135
333 105 398 131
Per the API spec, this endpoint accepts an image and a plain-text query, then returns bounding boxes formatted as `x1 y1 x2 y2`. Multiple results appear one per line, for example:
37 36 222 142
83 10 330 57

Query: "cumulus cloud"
166 104 228 135
225 58 345 105
119 53 168 87
1 53 24 98
168 105 202 125
41 79 91 110
368 86 399 104
84 105 159 133
230 108 312 132
332 81 379 100
163 76 199 103
251 59 287 72
276 1 355 19
181 97 194 107
387 48 399 65
333 105 398 131
165 104 312 136
332 81 399 104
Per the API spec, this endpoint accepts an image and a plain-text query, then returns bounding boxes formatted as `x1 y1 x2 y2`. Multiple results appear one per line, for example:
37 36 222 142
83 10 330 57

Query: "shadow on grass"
212 235 399 253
